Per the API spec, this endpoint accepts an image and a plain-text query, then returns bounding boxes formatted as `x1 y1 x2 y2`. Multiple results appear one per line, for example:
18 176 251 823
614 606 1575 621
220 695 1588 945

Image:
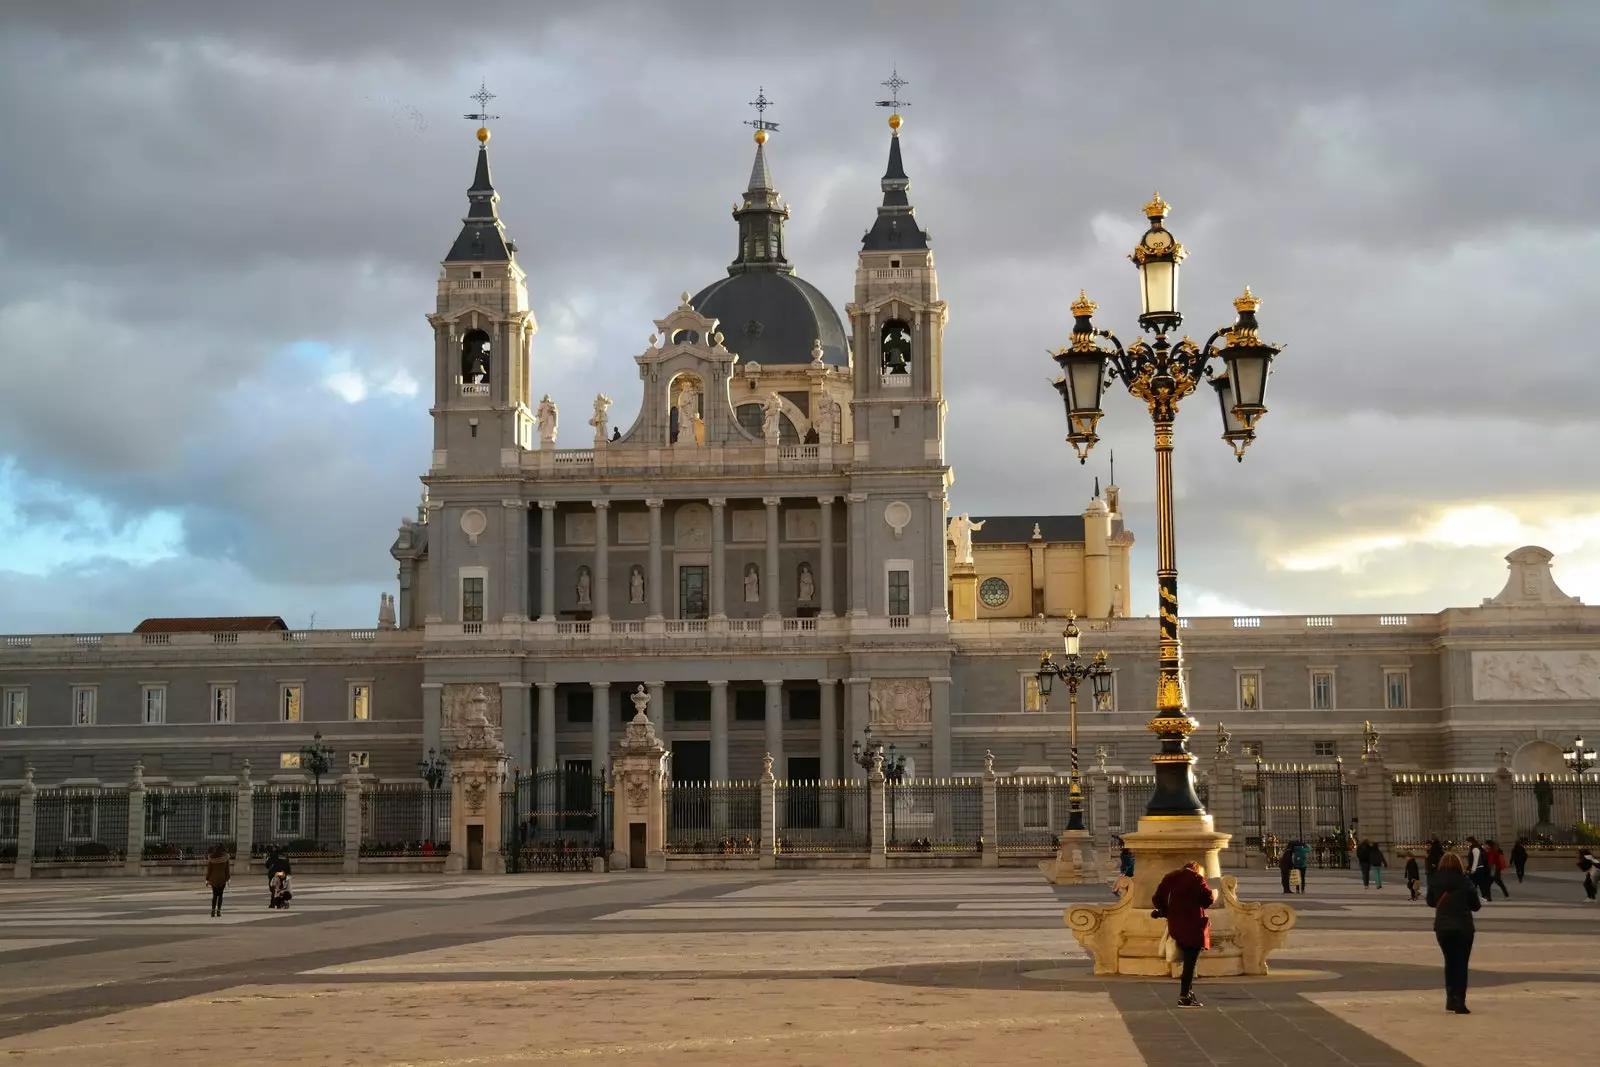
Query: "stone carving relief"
785 508 820 542
625 778 650 812
675 503 711 547
565 512 596 545
868 678 933 729
1472 651 1600 702
459 508 488 547
617 512 649 544
1483 545 1580 607
442 684 503 733
731 510 767 543
884 500 913 539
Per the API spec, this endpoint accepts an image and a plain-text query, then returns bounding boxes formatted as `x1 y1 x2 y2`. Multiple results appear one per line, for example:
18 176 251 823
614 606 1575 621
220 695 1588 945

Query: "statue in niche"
797 562 815 603
677 380 700 423
947 513 985 565
590 394 612 443
629 565 645 604
576 565 592 607
814 396 832 441
537 394 559 445
761 394 783 445
744 563 761 603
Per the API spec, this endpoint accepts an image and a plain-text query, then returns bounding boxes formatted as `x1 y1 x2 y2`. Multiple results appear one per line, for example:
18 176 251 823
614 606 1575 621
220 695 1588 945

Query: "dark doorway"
679 565 709 619
788 756 820 781
467 824 484 871
673 740 711 782
629 822 647 868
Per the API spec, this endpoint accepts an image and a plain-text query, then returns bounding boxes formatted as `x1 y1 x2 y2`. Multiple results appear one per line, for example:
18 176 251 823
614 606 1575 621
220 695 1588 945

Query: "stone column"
763 679 784 778
845 677 870 779
646 498 664 621
1493 764 1515 850
647 681 666 738
709 497 727 619
930 675 952 777
500 682 532 774
125 764 146 875
868 759 888 868
1088 767 1112 854
759 754 777 870
432 501 449 623
535 683 557 771
502 500 528 621
591 500 611 622
818 680 838 781
1357 753 1395 857
342 769 363 874
763 496 781 618
982 752 1000 868
1209 754 1241 869
846 493 869 617
13 768 35 879
538 501 557 621
709 681 729 782
590 682 612 777
817 496 835 618
235 762 254 870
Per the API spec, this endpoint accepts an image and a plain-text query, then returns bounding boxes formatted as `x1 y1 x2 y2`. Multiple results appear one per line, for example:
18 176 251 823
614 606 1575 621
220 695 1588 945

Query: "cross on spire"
745 87 779 135
875 67 910 113
464 81 499 127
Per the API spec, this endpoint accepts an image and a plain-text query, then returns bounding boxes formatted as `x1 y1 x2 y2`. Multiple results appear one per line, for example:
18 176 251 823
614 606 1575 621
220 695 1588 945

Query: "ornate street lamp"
301 732 335 848
853 726 907 844
1050 193 1284 819
1565 736 1595 775
1035 614 1113 831
418 747 448 845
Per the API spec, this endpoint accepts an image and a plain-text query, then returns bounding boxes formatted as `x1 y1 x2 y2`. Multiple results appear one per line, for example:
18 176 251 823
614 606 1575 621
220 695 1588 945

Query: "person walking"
1510 839 1529 883
1369 842 1387 889
1293 840 1311 894
1580 849 1598 901
1112 844 1135 898
1426 838 1444 878
1279 840 1296 894
1152 861 1216 1008
265 848 292 909
1404 853 1422 900
1427 852 1480 1014
1357 839 1373 888
1465 837 1490 902
1485 840 1510 899
204 844 231 918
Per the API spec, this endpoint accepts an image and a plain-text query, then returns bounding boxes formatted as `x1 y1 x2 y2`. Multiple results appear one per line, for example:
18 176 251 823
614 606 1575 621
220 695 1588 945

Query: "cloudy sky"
1 1 1595 632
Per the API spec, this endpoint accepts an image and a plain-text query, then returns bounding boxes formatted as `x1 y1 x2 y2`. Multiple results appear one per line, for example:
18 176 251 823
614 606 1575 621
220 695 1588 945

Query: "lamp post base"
1065 815 1297 977
1039 828 1098 885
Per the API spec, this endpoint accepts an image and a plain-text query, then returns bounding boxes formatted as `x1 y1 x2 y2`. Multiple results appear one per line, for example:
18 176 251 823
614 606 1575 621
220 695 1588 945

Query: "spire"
727 88 792 275
445 83 513 263
863 69 928 252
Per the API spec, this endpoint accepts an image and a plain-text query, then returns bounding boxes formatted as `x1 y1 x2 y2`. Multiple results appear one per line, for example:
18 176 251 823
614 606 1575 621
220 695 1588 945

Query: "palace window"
1313 740 1339 759
349 683 372 721
2 688 25 728
1241 740 1264 758
567 690 594 725
1385 670 1409 710
280 684 303 723
674 690 711 723
887 568 911 617
72 686 97 726
788 689 820 721
461 576 485 623
142 685 166 725
1236 671 1261 712
279 752 302 770
979 577 1011 609
211 685 235 724
734 689 766 722
1021 674 1042 713
1311 671 1334 711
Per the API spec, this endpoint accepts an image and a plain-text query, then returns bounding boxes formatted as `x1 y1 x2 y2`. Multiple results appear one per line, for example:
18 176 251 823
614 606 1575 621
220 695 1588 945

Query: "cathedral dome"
690 272 849 367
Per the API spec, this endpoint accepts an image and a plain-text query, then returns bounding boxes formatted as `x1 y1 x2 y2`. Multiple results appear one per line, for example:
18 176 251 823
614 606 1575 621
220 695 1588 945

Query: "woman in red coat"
1152 861 1217 1007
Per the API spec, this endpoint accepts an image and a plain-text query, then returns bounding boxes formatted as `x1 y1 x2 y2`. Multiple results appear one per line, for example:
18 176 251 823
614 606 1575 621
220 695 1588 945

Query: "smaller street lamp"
1035 614 1114 832
300 732 335 849
1564 736 1595 775
853 726 907 844
418 748 448 846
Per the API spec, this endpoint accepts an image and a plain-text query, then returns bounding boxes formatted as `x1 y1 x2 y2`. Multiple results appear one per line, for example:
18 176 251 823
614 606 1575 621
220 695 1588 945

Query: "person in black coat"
1510 839 1529 883
1427 852 1481 1014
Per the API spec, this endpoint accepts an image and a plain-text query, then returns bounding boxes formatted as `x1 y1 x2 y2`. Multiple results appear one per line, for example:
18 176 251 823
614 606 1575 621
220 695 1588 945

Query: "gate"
1250 763 1354 868
501 768 612 872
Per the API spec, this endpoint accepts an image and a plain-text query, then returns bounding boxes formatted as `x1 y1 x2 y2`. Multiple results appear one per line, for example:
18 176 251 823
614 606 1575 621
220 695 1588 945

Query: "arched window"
461 329 491 383
670 329 701 346
881 320 911 375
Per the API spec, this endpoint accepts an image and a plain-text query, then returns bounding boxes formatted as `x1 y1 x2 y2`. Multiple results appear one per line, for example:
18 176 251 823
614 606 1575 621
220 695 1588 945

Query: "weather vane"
464 81 499 127
875 67 910 113
745 87 779 139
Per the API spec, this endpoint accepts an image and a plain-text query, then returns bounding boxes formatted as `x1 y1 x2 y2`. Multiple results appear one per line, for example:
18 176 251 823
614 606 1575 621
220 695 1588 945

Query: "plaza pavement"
0 865 1593 1065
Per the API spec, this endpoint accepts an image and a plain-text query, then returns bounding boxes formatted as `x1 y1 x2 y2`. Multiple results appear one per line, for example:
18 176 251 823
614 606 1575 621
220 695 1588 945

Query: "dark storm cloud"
0 0 1596 630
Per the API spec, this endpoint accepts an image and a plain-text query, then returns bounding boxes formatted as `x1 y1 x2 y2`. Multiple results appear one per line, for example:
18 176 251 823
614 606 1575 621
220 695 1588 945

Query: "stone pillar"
817 496 835 618
647 681 666 738
845 678 870 779
1357 753 1395 857
590 682 612 777
763 496 781 618
982 752 999 868
949 562 977 621
930 675 952 777
759 754 777 870
125 763 146 875
421 683 443 755
342 769 363 874
846 493 869 617
502 500 528 621
709 681 729 782
818 680 838 782
538 501 556 621
235 762 254 869
14 767 35 879
709 497 727 619
1209 755 1242 869
610 689 668 872
868 759 888 868
1088 767 1112 854
763 679 784 778
591 500 610 622
1493 765 1515 850
500 682 532 774
535 683 557 771
446 730 507 875
430 500 447 624
646 498 664 621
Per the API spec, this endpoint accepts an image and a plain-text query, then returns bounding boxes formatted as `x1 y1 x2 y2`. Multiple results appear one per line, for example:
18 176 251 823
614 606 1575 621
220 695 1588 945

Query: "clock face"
1144 229 1173 252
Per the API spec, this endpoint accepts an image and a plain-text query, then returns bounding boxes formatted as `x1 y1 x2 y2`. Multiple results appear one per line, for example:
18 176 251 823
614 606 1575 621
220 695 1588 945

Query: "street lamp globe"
1219 286 1280 430
1036 653 1056 697
1090 652 1114 703
1052 291 1111 462
1209 373 1255 462
1063 618 1082 657
1131 192 1185 331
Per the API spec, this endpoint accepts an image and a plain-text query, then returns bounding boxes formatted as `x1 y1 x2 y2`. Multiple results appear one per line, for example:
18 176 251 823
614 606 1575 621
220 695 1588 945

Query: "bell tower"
846 73 948 471
428 86 536 474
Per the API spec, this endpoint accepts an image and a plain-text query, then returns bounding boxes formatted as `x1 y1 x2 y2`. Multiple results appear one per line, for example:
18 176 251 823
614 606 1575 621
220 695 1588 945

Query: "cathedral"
0 94 1595 794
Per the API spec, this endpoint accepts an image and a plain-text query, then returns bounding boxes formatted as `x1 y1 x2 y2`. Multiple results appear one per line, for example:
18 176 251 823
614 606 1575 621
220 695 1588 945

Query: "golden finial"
887 112 903 131
753 127 768 145
1233 285 1261 313
1070 289 1098 318
1143 191 1170 219
477 127 490 144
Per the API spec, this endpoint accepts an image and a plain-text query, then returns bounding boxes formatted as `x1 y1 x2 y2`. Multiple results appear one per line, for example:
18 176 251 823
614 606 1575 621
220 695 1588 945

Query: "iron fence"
0 791 18 863
142 787 237 861
886 778 983 853
1105 774 1156 839
33 788 128 863
502 768 610 872
995 776 1074 854
1248 763 1356 867
251 784 345 858
775 780 869 853
664 781 761 854
360 782 452 856
1512 774 1600 845
1391 773 1498 851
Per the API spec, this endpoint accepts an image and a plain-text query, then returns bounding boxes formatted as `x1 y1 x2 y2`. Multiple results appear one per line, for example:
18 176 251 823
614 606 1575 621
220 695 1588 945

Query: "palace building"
1 107 1595 792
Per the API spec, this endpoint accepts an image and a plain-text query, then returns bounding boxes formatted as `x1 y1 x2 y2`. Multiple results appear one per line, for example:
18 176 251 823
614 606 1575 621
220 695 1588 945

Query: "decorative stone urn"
610 686 669 872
